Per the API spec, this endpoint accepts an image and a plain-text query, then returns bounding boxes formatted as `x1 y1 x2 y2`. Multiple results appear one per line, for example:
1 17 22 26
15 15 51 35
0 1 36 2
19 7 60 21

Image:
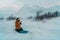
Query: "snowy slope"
0 17 60 40
0 20 31 40
0 5 60 40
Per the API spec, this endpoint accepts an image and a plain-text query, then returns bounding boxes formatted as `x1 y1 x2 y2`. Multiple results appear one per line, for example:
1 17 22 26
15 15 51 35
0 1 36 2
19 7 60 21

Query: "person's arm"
18 21 22 25
20 22 22 24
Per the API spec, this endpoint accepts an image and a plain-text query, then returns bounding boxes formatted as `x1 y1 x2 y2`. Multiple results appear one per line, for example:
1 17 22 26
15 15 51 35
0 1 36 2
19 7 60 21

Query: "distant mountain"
41 5 60 16
35 5 60 15
15 5 45 18
15 5 60 18
0 5 60 18
44 5 60 12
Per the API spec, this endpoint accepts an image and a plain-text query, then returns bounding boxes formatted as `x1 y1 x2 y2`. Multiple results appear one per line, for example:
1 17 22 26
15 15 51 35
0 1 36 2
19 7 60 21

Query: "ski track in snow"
0 17 60 40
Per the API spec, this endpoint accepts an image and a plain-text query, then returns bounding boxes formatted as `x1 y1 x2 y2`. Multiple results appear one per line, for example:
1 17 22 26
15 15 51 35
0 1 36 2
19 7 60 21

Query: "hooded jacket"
15 20 21 29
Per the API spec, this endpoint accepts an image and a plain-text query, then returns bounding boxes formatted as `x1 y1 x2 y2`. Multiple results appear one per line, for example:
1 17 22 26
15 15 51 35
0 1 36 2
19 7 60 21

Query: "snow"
0 17 60 40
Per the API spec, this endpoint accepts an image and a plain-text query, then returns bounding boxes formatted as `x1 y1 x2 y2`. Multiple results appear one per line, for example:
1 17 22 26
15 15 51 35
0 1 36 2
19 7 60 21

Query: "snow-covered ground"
0 17 60 40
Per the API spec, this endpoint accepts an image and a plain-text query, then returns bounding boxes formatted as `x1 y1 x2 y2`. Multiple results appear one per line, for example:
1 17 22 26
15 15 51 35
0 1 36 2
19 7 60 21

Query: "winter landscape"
0 0 60 40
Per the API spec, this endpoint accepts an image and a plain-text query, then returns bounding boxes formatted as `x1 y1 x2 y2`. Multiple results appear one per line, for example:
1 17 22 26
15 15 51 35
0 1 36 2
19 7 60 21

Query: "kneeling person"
15 18 23 32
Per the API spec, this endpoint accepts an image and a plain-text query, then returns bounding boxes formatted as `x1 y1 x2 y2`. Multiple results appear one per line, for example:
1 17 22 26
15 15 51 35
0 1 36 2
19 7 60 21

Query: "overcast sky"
0 0 60 11
17 0 60 7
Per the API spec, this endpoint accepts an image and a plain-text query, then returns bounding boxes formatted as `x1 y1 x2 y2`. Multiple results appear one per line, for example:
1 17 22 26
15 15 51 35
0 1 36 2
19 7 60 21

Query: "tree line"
35 11 59 20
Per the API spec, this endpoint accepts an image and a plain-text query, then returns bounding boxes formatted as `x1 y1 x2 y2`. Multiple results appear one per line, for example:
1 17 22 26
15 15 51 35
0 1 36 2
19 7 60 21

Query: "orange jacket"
15 20 22 29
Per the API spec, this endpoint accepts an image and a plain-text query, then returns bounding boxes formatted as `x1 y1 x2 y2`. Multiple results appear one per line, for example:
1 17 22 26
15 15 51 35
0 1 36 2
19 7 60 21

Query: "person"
15 18 23 32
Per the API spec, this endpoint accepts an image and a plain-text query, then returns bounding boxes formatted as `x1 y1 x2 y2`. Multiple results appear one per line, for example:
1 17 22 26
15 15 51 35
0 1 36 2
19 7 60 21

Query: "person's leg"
20 28 23 31
19 28 28 33
15 29 29 34
15 29 20 32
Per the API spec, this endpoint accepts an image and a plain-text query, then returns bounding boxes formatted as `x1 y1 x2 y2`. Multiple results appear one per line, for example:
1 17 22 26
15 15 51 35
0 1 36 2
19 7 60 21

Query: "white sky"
16 0 60 7
0 0 24 10
0 0 60 14
0 0 60 8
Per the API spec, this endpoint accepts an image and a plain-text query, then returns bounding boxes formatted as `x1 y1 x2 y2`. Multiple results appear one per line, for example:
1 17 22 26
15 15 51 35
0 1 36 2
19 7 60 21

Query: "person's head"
16 18 19 20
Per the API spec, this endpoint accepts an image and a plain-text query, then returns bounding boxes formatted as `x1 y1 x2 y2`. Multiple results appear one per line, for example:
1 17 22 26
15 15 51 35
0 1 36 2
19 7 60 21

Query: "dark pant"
15 28 23 32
